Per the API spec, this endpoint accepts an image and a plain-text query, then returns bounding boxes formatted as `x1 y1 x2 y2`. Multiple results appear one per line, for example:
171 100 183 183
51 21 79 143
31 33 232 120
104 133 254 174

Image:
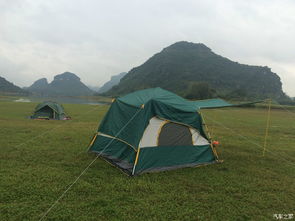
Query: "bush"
184 82 216 100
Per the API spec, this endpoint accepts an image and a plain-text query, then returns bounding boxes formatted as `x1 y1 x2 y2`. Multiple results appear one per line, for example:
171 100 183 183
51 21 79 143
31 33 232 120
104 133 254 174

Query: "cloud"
0 0 294 95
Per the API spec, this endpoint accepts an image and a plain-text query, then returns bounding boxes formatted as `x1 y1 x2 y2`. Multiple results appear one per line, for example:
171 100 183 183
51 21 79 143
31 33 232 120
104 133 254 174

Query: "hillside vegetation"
107 42 285 100
0 76 28 95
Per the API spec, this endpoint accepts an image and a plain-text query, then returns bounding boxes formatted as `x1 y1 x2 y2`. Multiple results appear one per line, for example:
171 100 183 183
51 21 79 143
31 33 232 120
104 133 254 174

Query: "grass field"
0 101 294 220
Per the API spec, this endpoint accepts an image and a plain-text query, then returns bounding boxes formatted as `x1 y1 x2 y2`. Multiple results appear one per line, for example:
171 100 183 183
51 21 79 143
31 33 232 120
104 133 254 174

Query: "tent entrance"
139 117 210 148
158 122 193 146
37 106 54 119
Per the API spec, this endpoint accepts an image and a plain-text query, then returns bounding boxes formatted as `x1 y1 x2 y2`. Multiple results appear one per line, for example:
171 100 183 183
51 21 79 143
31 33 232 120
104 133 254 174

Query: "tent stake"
263 99 272 156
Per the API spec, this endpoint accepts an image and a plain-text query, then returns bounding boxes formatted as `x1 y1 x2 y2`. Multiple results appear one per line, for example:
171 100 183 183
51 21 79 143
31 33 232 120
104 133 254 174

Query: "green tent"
31 101 68 120
88 88 237 176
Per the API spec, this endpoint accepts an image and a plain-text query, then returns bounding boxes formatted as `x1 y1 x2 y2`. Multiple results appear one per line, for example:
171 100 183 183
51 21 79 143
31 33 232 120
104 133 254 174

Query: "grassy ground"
0 101 294 221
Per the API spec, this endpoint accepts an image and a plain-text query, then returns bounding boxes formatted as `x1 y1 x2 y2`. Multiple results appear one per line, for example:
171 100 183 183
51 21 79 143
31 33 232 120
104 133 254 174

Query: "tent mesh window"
158 122 193 146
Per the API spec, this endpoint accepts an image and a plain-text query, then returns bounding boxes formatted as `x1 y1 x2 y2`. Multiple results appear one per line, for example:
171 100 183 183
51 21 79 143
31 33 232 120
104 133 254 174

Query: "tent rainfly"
88 87 238 176
31 101 68 120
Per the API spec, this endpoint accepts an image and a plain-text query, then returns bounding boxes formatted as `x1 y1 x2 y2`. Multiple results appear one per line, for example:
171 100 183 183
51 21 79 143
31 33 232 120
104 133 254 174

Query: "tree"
185 82 216 100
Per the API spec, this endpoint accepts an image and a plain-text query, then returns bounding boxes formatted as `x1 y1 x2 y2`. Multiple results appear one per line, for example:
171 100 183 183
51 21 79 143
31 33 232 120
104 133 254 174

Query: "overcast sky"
0 0 294 96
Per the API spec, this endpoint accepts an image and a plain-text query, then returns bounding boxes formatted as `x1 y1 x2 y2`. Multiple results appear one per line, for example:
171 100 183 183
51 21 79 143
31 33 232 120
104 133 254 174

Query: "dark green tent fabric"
91 135 136 172
89 88 262 175
118 87 261 110
97 99 206 149
118 87 236 111
192 98 263 109
191 98 233 109
118 87 197 112
96 88 257 150
133 145 215 174
31 101 67 120
89 88 224 175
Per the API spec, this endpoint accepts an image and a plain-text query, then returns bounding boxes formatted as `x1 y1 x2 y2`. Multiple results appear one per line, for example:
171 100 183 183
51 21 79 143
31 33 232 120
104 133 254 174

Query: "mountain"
27 72 94 96
107 41 285 99
98 72 127 93
0 76 27 95
26 78 49 95
29 78 49 89
49 72 93 96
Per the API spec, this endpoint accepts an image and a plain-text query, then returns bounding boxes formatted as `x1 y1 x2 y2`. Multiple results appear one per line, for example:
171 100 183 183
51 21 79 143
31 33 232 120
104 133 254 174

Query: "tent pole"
200 111 220 161
132 148 141 175
88 133 98 149
263 99 272 156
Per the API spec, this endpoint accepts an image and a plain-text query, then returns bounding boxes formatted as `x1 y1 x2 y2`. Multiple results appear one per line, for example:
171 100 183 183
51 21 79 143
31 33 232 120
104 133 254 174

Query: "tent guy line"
204 105 295 163
38 103 294 220
202 113 295 168
203 112 293 209
39 108 143 221
87 87 261 176
38 155 100 221
88 88 249 176
37 88 282 219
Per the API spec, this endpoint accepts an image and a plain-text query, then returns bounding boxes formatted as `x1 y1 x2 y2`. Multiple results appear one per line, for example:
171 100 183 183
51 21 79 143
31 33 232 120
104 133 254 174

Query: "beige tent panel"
139 117 209 148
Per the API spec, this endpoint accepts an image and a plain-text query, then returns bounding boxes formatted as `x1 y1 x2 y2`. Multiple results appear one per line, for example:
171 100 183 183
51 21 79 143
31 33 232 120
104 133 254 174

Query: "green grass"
0 102 294 221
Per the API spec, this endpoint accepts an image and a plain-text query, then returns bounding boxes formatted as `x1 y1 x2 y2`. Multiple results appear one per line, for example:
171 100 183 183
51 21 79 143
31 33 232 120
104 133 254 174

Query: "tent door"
157 122 193 146
37 106 54 119
139 117 209 148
